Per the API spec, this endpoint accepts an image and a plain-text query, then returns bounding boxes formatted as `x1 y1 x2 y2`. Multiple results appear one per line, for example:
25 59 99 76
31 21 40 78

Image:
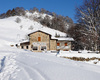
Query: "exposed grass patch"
10 45 14 47
62 57 100 62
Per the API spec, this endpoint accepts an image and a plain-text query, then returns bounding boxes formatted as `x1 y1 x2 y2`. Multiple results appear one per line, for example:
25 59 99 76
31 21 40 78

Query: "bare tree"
28 25 34 30
15 7 25 16
0 13 6 19
6 9 11 17
40 8 47 14
25 34 29 40
20 25 23 29
15 17 21 23
75 0 100 51
33 7 39 12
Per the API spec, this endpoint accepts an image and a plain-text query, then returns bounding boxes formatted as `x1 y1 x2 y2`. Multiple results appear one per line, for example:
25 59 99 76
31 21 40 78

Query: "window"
16 44 18 47
26 46 28 49
41 46 46 50
31 45 33 48
33 46 38 50
21 46 23 49
38 37 41 41
65 43 67 46
57 43 60 46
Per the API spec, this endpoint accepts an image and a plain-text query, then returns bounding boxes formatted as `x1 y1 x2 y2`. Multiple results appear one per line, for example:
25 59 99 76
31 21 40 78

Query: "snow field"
58 50 100 58
57 50 100 65
0 13 100 80
14 50 100 80
0 52 18 80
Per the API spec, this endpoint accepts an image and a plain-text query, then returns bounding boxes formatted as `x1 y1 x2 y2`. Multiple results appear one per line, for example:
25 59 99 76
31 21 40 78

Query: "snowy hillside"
0 15 68 46
0 15 100 80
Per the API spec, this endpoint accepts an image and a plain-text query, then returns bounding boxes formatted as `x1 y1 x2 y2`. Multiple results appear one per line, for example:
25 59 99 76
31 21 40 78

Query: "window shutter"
57 43 60 46
38 37 41 41
65 43 67 46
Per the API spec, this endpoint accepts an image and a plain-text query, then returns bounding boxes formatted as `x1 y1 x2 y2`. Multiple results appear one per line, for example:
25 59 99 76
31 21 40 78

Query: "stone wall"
57 41 71 51
29 31 51 52
50 40 57 50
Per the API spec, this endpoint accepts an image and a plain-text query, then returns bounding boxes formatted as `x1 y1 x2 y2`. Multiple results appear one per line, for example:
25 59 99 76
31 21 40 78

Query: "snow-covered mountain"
0 12 100 80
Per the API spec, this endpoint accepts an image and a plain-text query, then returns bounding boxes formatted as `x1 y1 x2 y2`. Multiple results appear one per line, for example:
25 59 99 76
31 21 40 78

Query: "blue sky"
0 0 83 22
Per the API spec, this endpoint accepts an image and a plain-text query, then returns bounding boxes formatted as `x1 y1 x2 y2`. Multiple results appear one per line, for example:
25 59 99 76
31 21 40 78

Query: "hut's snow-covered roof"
28 27 74 41
51 37 74 41
28 27 67 37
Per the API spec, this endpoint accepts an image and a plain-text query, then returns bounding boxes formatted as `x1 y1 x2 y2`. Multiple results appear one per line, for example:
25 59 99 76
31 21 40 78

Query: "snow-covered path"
0 48 100 80
7 49 99 80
